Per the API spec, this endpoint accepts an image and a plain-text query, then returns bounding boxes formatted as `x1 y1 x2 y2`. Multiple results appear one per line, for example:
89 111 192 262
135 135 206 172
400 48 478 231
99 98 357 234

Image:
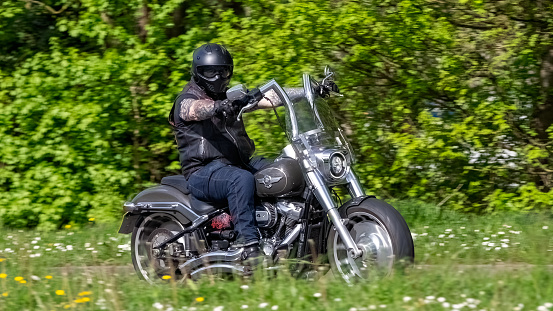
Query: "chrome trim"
178 248 244 272
279 224 302 245
314 149 349 181
189 264 246 279
346 171 365 198
306 170 362 258
282 144 298 159
127 202 201 219
123 201 138 212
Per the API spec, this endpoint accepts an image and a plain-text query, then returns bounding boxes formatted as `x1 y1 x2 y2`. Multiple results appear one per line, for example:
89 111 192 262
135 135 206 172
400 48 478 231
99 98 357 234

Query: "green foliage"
1 0 553 228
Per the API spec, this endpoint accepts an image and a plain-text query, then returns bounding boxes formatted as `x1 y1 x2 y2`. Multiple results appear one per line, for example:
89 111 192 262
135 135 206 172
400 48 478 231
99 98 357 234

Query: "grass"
0 200 552 310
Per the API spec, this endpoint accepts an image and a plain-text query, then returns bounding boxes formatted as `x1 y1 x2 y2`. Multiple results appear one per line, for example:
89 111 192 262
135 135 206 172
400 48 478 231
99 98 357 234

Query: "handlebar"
236 99 258 121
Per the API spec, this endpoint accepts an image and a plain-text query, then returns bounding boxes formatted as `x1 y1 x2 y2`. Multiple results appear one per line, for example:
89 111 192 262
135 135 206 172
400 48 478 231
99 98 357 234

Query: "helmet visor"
198 65 232 79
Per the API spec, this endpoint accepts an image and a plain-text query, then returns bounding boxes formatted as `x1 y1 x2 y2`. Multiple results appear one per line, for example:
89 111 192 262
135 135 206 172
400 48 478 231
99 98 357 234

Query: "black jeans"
187 157 270 245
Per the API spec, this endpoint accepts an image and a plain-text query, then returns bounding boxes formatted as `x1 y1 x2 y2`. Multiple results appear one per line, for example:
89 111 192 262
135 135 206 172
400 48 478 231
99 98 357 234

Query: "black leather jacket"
168 80 255 178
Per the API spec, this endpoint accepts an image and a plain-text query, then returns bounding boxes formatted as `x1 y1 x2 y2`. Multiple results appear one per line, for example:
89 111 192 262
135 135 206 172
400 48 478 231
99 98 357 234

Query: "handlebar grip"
249 88 264 102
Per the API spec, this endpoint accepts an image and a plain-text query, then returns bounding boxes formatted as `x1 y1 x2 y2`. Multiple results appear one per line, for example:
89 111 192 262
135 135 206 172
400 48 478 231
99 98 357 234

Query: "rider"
168 43 338 263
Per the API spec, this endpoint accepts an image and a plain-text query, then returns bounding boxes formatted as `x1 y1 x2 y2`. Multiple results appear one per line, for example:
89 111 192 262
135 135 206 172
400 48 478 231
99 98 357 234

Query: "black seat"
161 175 226 215
161 175 190 195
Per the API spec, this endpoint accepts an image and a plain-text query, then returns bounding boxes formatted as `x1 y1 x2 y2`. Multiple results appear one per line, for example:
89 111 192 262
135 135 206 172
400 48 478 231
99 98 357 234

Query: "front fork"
306 169 364 259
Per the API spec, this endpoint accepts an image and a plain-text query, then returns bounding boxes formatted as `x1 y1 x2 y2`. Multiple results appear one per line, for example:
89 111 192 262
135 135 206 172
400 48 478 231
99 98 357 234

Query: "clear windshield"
284 75 355 163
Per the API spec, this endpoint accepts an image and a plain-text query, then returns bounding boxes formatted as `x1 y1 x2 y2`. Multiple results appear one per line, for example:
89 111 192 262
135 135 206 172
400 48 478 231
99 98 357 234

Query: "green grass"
0 201 552 310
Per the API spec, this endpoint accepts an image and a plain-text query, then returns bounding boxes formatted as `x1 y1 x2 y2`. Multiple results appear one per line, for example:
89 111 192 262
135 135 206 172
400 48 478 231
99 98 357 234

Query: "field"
0 201 552 311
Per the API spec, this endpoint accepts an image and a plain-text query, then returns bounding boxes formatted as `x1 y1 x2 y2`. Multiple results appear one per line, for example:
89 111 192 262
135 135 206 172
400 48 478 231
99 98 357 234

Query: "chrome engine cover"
255 202 278 228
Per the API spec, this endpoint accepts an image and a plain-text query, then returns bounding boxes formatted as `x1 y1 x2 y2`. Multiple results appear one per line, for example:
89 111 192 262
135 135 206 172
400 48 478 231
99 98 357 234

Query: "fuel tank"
254 157 305 197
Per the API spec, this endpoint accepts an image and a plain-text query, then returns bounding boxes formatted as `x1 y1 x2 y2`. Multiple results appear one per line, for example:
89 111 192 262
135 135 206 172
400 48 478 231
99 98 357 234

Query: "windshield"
284 74 355 163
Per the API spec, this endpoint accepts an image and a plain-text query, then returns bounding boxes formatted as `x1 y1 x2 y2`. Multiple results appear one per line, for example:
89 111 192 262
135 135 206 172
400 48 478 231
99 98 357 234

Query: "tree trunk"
531 45 553 191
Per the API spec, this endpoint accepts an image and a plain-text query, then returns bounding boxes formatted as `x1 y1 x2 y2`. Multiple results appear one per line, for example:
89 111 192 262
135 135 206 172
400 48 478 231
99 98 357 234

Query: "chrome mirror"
226 84 247 101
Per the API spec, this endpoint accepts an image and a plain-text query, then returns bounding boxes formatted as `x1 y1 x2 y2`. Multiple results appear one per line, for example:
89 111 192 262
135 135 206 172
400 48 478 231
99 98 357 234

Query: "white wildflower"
543 226 549 230
544 302 552 308
334 298 342 302
271 306 278 310
213 307 224 311
258 303 268 308
403 297 412 302
313 293 322 298
31 275 41 281
240 285 249 290
442 302 450 308
153 302 164 310
437 297 446 302
241 305 248 309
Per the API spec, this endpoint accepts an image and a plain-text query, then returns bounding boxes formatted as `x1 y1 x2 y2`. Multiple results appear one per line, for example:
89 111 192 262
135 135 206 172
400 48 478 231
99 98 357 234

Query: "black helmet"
191 43 234 94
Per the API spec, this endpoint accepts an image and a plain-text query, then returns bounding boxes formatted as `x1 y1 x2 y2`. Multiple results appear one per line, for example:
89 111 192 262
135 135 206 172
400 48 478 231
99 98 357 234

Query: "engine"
255 202 278 228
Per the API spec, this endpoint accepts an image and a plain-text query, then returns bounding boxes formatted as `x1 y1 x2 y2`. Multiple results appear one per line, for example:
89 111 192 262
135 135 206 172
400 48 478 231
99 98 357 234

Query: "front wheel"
327 198 414 282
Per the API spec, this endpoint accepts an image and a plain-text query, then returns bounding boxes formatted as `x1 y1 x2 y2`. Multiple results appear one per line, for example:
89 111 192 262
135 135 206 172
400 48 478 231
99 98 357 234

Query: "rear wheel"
131 214 188 284
327 198 414 282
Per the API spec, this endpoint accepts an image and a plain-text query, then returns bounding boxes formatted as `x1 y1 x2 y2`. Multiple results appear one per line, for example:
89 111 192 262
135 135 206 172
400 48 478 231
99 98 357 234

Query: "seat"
160 175 226 215
161 175 190 195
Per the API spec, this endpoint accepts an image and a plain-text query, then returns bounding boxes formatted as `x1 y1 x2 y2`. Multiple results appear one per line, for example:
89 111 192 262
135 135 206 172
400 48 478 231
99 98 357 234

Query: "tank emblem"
257 175 282 188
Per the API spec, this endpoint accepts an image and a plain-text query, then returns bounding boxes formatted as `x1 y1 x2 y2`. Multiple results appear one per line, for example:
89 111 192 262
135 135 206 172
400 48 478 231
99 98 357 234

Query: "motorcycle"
118 67 414 283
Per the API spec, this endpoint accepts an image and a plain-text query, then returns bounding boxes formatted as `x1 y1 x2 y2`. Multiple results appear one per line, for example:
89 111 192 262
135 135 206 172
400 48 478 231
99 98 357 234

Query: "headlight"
315 149 349 181
330 153 346 177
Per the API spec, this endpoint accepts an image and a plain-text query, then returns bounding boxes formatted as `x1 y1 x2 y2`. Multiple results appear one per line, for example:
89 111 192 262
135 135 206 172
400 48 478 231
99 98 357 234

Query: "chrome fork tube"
346 171 365 198
305 170 362 258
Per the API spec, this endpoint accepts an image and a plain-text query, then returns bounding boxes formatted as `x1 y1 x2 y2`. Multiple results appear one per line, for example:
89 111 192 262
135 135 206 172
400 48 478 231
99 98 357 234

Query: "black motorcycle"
118 68 414 283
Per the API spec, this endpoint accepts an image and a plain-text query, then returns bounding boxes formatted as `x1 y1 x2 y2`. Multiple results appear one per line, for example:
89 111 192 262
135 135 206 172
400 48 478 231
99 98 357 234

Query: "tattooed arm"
250 87 305 110
176 94 227 122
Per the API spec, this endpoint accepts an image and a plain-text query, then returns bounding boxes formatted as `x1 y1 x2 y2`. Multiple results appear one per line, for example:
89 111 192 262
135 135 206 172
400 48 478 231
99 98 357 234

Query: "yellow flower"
2 292 8 297
0 258 5 262
20 280 26 284
74 298 85 303
45 275 53 279
56 290 65 295
0 273 7 279
78 291 92 296
63 304 71 309
82 297 90 302
162 275 171 280
14 276 23 281
88 218 95 221
64 225 71 229
195 297 205 302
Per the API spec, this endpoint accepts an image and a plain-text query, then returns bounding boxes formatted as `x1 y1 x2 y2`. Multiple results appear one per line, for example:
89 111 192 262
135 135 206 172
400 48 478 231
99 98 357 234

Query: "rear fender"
118 185 198 234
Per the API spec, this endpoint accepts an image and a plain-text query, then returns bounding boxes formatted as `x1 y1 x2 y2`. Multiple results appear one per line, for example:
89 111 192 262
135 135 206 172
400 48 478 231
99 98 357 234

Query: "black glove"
214 99 240 117
317 81 340 98
231 88 264 110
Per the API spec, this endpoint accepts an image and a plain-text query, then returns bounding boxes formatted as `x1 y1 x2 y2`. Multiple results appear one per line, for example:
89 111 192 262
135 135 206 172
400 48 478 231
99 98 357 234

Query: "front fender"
337 195 376 218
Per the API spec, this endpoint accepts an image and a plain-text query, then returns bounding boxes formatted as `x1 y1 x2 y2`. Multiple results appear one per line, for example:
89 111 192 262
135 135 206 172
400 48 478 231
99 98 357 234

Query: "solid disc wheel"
131 214 187 284
327 198 414 283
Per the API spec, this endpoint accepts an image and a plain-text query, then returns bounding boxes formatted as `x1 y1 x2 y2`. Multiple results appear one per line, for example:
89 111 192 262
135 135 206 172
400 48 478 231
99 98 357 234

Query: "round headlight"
330 153 346 178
